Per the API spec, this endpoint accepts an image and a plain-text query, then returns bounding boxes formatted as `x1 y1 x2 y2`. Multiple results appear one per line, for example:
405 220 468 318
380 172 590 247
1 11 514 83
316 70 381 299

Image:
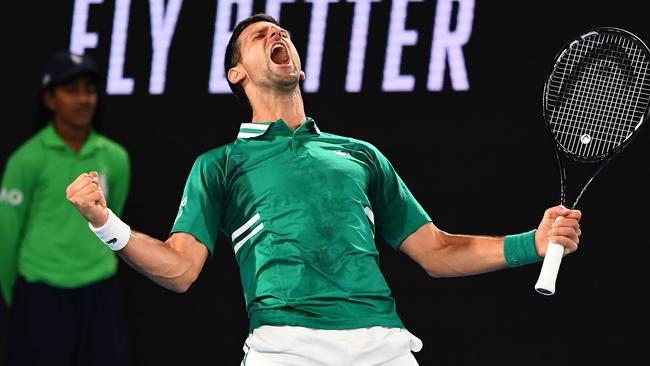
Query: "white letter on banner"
149 0 183 94
107 0 134 94
209 0 253 93
302 0 337 93
345 0 380 92
427 0 474 91
70 0 103 55
382 0 422 92
265 0 296 22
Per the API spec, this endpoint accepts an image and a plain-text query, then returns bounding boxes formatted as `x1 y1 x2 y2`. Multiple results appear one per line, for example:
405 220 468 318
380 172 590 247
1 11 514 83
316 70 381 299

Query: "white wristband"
88 208 131 251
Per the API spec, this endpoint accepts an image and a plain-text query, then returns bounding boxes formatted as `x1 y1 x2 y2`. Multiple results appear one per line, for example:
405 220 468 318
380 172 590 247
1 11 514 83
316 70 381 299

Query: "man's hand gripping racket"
534 28 650 295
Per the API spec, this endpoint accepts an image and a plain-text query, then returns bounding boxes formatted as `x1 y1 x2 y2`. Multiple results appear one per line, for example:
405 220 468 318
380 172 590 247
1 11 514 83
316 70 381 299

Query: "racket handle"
534 242 564 295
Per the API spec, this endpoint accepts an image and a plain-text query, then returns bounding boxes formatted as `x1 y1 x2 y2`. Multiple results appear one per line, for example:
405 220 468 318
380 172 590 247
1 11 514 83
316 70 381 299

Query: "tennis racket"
534 27 650 296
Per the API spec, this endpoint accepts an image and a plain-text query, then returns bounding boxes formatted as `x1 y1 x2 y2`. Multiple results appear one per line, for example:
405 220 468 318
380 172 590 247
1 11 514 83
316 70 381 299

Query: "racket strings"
546 32 650 159
553 36 648 155
555 37 642 154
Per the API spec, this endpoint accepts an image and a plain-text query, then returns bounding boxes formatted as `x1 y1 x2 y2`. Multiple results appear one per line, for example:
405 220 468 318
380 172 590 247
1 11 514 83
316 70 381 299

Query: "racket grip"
534 242 564 295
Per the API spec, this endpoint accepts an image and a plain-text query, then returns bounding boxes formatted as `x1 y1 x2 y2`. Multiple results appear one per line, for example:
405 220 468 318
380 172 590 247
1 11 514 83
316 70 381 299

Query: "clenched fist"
534 205 582 257
66 171 109 227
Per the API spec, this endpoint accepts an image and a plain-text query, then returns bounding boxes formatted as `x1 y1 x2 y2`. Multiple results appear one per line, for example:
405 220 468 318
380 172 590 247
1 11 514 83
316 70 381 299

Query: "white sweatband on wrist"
88 208 131 251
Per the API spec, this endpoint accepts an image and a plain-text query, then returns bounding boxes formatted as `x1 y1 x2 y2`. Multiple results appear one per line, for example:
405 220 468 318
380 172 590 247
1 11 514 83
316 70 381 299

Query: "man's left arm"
399 205 582 277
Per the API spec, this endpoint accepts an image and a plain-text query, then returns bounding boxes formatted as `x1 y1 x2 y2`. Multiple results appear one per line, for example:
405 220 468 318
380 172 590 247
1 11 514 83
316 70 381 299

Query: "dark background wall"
1 1 648 365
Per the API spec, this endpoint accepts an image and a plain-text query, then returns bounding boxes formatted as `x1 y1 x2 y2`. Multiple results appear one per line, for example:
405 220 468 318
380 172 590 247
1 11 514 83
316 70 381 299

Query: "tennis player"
65 14 582 366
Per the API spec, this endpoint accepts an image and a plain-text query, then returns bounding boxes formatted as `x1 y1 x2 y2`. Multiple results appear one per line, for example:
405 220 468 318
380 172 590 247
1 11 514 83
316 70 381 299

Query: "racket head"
542 27 650 163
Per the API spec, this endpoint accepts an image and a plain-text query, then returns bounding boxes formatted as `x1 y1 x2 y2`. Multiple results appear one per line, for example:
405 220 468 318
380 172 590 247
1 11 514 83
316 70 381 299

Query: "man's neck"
250 89 306 131
53 119 89 153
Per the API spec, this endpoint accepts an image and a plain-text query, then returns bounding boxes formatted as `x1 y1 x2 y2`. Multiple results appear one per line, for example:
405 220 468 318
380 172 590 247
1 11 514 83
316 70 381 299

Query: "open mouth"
270 43 290 65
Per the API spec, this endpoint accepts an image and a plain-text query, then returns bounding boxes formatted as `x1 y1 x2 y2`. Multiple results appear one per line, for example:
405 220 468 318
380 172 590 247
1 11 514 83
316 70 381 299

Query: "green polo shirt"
171 118 431 332
0 123 130 306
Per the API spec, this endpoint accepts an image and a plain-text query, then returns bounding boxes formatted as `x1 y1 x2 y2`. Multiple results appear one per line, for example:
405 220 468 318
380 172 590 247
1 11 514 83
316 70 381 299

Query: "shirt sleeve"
169 153 225 255
368 145 431 250
106 147 131 217
0 153 34 306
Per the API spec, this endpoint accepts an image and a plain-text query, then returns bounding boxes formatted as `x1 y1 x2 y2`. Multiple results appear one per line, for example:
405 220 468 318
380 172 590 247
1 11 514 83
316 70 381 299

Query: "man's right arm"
66 171 208 293
0 154 33 306
118 231 208 293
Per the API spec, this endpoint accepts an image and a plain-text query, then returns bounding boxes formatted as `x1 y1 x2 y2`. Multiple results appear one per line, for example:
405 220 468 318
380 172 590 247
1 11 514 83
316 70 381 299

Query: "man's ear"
228 66 246 84
42 90 55 111
299 70 305 81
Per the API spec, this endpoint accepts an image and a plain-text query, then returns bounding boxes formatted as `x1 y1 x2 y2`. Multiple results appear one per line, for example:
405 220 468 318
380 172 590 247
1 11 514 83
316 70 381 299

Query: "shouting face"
229 21 305 96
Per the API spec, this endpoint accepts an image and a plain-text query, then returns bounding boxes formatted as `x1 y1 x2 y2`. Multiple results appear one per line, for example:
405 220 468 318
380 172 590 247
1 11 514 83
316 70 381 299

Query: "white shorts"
241 325 423 366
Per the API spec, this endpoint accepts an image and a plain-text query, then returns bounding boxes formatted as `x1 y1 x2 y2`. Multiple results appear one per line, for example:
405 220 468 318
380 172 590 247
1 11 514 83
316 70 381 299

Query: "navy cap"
41 51 100 89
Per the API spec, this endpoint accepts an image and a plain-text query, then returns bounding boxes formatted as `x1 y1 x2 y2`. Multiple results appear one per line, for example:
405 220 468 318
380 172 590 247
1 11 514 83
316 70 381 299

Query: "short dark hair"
224 13 280 106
